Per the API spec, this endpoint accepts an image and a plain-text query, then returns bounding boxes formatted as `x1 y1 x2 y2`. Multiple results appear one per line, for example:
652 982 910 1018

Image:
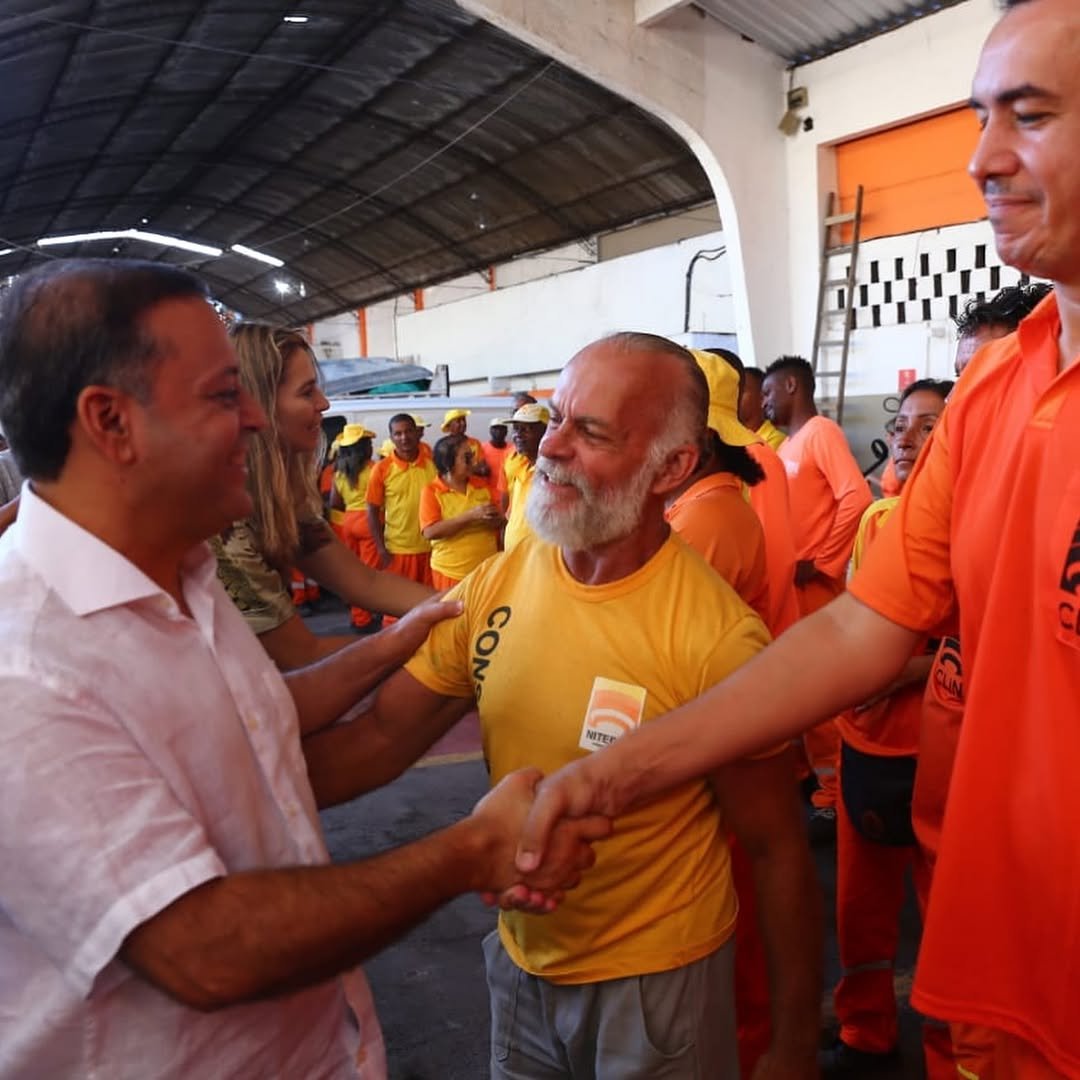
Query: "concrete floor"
307 598 930 1079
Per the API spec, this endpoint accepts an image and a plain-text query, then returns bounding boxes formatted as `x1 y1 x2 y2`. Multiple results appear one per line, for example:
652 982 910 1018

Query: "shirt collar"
13 482 218 617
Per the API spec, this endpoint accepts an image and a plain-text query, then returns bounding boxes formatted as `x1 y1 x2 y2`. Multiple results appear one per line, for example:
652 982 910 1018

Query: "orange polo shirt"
666 472 769 625
365 444 436 555
418 476 499 581
746 442 800 638
838 498 923 756
779 416 872 581
848 294 1080 1074
482 441 513 498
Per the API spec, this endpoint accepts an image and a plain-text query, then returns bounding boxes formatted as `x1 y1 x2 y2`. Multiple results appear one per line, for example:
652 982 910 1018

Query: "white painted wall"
399 228 733 392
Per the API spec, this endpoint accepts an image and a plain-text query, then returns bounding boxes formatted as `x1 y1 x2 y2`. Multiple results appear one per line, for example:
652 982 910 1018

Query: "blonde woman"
212 324 433 668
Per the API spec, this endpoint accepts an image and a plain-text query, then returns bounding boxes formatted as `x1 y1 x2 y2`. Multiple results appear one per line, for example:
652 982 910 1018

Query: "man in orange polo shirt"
763 355 872 835
481 421 513 502
517 3 1079 1073
365 413 436 589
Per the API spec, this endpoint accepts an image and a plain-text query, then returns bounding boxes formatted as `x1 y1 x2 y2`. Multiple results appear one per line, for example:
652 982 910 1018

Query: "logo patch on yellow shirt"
578 676 647 753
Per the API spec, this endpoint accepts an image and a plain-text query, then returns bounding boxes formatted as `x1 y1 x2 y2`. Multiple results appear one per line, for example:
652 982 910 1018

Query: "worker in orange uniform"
739 366 787 451
763 355 872 840
714 349 801 638
823 378 954 1078
500 403 549 551
517 7 1080 1071
366 413 437 597
665 349 787 1079
330 423 380 630
419 434 504 590
441 408 487 478
481 421 514 503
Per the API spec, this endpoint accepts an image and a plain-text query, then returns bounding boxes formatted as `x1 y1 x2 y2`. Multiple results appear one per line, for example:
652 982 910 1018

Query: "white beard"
525 454 656 550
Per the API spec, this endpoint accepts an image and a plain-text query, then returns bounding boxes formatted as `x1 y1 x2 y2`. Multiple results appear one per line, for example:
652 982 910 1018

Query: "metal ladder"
810 185 863 426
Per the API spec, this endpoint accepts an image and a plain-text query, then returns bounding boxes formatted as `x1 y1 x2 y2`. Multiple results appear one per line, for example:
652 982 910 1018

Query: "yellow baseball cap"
379 438 396 458
497 403 551 425
338 422 376 448
412 414 428 428
441 408 471 431
690 349 759 447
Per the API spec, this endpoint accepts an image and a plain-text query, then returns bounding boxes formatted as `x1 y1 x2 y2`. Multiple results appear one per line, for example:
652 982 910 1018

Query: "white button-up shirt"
0 485 383 1079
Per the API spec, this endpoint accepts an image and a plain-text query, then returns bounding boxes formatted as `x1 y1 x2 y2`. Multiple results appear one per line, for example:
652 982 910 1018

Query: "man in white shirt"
0 258 605 1079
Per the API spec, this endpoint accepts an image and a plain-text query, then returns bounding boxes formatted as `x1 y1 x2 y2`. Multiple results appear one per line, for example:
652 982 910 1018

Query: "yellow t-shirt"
756 418 787 452
406 533 770 984
418 477 499 581
502 453 535 551
365 446 437 554
333 464 373 513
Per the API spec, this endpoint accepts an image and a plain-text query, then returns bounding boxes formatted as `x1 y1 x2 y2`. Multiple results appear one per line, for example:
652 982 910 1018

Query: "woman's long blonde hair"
229 323 324 572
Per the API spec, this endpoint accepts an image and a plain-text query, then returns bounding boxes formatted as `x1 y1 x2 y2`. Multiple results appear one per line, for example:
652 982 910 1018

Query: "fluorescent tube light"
230 243 285 268
37 229 222 258
283 15 309 22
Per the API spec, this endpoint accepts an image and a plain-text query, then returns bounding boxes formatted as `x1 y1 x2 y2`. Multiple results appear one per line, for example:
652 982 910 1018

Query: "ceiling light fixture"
273 279 292 296
230 243 285 268
37 229 222 258
283 14 309 23
0 248 14 257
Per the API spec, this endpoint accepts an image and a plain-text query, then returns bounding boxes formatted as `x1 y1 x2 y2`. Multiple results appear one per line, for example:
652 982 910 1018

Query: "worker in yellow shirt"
419 435 504 590
329 423 380 629
500 403 549 551
368 332 819 1078
739 365 787 451
365 413 437 591
441 408 487 478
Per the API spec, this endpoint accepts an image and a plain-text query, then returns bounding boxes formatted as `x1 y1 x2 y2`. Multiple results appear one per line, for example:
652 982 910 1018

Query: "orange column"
357 308 368 357
413 288 425 311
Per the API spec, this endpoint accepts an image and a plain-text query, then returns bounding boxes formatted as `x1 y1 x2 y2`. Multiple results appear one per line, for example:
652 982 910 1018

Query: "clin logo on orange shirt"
578 676 647 753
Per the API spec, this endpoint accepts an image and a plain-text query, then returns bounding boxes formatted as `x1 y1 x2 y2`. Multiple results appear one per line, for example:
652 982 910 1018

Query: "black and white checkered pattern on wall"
823 221 1041 331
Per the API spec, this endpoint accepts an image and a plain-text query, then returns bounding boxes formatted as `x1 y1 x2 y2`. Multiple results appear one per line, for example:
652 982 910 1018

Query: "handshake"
463 764 615 914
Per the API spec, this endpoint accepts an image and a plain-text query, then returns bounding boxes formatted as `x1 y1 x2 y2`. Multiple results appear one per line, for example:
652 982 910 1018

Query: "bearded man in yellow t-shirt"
368 333 820 1079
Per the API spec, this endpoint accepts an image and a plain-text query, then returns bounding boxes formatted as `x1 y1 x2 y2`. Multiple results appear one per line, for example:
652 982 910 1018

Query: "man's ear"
784 374 799 397
650 441 700 497
73 385 141 466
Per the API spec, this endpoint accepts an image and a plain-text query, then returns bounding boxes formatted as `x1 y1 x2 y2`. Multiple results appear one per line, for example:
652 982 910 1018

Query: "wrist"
449 816 502 894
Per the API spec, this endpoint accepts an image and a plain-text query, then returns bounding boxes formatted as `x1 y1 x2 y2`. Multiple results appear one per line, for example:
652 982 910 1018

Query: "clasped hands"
469 760 614 914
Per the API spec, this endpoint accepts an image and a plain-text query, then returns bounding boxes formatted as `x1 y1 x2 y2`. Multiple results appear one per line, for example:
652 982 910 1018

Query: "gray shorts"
482 931 739 1079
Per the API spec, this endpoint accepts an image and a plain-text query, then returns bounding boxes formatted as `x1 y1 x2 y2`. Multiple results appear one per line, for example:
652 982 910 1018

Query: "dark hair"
511 391 537 408
336 438 373 486
742 366 765 386
764 354 815 396
433 433 467 476
899 378 954 408
706 431 765 487
0 258 208 480
954 283 1051 338
707 347 744 376
388 413 417 432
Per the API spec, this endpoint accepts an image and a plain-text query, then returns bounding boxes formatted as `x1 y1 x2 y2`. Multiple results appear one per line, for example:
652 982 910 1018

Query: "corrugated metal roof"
694 0 967 64
0 0 712 321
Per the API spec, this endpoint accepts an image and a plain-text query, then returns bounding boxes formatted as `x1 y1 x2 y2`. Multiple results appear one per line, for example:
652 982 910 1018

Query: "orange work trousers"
289 568 319 605
950 1025 1064 1080
796 574 843 808
431 569 461 592
380 552 433 624
341 509 381 628
835 759 953 1076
